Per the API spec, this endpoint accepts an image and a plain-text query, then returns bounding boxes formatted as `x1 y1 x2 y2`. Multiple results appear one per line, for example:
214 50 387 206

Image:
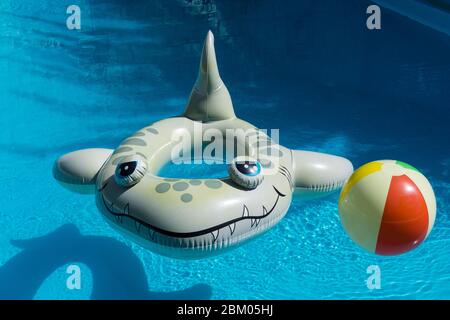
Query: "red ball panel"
375 175 429 255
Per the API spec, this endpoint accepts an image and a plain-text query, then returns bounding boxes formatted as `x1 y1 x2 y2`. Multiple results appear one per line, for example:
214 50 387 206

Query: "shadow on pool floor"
0 224 212 300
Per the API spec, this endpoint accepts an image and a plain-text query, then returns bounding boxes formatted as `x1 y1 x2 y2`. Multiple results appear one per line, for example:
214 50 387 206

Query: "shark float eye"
228 156 263 189
114 155 147 187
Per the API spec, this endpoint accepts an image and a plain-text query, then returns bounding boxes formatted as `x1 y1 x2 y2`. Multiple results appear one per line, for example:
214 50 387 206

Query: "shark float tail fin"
184 30 236 122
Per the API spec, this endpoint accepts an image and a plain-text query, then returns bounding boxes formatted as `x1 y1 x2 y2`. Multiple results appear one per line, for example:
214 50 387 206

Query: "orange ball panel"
375 175 429 255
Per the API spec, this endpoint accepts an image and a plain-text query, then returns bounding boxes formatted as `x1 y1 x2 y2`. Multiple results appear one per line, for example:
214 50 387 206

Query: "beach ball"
338 160 436 255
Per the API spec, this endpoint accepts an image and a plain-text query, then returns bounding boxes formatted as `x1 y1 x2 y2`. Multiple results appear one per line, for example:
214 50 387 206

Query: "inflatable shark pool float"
54 31 353 259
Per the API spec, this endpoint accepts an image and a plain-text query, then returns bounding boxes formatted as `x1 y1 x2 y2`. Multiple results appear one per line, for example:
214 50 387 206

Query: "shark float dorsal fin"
184 30 236 122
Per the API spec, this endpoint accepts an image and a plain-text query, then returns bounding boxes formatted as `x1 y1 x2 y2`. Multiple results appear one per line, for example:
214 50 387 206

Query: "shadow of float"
0 224 212 300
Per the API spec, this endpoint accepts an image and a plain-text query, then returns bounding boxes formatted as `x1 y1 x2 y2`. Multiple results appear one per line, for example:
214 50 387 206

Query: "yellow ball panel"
339 161 383 203
338 166 391 252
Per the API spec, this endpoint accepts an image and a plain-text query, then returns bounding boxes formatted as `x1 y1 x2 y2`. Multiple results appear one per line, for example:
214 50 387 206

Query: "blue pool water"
1 0 450 299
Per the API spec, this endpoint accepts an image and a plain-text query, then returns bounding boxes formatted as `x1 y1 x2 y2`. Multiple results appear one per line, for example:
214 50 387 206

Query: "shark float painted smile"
53 31 353 259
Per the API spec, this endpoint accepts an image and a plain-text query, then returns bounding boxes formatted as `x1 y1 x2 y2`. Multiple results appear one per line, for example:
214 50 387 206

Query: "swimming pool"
1 0 449 299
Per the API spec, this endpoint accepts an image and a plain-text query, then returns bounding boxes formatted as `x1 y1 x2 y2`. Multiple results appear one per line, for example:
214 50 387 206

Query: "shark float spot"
123 138 147 147
181 193 193 203
259 147 283 158
146 128 159 135
133 132 146 137
252 140 272 148
136 152 147 160
173 182 189 191
189 180 202 186
114 147 133 154
259 158 274 169
204 180 223 189
155 183 171 193
53 31 353 259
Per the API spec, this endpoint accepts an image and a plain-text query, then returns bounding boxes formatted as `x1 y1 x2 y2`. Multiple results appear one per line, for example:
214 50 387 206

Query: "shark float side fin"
183 30 236 122
53 148 113 194
292 150 353 200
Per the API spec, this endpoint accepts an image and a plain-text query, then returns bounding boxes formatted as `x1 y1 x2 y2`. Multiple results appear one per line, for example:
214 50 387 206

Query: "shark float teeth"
242 205 249 217
107 201 122 224
108 200 114 212
251 206 267 228
251 218 262 228
134 220 142 233
228 222 236 235
257 207 268 227
211 230 219 243
259 207 268 227
123 203 130 215
147 228 155 241
243 205 260 227
115 215 122 224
